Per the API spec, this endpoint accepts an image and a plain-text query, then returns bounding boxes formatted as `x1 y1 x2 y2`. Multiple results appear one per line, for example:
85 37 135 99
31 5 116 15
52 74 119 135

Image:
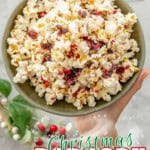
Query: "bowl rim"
2 0 145 116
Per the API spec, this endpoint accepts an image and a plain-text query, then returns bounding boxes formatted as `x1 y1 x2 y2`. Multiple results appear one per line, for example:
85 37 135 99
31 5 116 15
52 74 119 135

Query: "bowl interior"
2 0 145 116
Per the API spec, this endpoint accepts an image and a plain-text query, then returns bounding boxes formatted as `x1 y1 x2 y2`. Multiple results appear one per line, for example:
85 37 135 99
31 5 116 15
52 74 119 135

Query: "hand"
74 69 150 139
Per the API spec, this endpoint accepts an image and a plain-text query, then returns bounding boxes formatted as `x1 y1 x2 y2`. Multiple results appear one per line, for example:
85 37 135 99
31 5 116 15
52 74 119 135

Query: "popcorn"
7 0 140 110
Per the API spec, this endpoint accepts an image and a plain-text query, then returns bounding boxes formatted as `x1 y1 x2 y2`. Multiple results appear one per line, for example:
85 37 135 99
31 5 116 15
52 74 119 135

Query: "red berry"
76 54 80 59
63 68 71 75
41 42 52 50
116 66 125 74
125 65 130 69
72 89 80 98
92 10 102 16
59 127 66 135
58 70 64 75
35 138 43 146
50 124 58 133
39 11 47 17
68 51 74 57
37 123 46 132
43 81 50 88
92 42 101 50
78 10 87 18
112 10 117 14
27 30 38 39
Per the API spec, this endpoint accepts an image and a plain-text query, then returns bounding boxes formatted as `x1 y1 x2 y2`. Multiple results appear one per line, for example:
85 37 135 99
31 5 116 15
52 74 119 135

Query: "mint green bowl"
2 0 145 116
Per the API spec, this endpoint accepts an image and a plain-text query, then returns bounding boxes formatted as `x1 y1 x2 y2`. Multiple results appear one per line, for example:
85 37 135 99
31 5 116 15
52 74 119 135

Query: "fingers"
130 69 150 94
110 69 150 122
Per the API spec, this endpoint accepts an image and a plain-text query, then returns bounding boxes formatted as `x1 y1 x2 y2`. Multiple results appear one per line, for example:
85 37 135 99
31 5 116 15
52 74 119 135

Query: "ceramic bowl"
2 0 145 116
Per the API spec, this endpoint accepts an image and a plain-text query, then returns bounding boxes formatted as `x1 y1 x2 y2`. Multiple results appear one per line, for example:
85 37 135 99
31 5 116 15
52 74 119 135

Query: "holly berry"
35 138 43 146
37 123 46 132
50 124 58 133
59 127 66 135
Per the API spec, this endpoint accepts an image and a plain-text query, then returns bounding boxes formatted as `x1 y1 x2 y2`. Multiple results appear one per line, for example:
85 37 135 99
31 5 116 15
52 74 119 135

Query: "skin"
74 69 150 141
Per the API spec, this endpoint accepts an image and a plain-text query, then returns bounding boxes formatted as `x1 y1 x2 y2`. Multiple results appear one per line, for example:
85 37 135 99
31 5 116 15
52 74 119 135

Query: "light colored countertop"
0 0 150 149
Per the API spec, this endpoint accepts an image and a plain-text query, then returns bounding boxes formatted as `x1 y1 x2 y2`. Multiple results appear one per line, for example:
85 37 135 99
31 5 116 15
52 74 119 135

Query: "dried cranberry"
42 54 51 63
70 44 78 50
112 10 117 14
65 77 76 85
56 25 68 35
87 40 93 49
63 68 71 75
68 50 74 57
27 30 38 39
43 80 50 88
39 11 47 17
41 42 52 50
58 70 64 75
76 54 80 59
92 10 102 16
82 36 89 41
125 65 130 69
107 49 113 54
92 42 101 50
61 28 69 34
102 69 113 78
72 89 80 98
78 10 87 18
116 66 125 74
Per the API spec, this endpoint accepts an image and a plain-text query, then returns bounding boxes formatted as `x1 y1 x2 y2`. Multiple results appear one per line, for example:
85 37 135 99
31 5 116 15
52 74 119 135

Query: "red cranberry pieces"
88 40 104 50
70 44 78 50
65 77 76 86
112 10 117 14
64 68 81 86
56 25 68 36
102 69 113 79
92 10 103 16
116 66 125 74
27 30 38 39
41 42 52 50
42 54 51 63
43 81 50 88
107 49 113 54
63 68 71 75
72 89 80 98
68 50 74 57
78 10 87 18
58 70 64 76
38 11 47 17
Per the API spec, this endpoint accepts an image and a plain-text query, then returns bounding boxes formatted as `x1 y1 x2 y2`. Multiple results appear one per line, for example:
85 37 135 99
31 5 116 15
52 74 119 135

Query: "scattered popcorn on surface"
7 0 140 110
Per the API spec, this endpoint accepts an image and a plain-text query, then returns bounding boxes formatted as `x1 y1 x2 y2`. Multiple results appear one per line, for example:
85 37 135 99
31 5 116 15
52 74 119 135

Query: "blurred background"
0 0 150 149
